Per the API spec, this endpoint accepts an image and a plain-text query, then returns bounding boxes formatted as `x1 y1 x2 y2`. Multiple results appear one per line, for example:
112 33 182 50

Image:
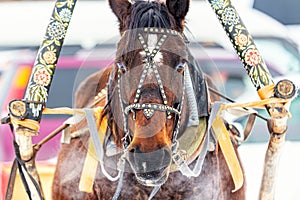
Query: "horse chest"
89 152 228 200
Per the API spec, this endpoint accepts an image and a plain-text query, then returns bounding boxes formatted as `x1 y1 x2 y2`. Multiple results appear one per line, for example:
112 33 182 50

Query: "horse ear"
166 0 190 29
109 0 131 24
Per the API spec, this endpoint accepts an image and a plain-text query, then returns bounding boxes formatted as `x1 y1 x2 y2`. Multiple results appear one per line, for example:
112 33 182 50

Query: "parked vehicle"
0 1 299 199
252 0 300 52
0 47 114 161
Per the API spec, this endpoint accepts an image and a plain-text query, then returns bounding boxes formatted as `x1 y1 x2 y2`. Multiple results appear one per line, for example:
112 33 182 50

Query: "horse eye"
176 62 186 73
117 62 127 74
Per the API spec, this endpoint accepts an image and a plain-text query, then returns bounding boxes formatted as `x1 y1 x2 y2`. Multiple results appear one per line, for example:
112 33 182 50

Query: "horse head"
107 0 190 186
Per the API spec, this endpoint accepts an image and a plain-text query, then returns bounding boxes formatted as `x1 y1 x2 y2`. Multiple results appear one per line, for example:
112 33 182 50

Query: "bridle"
108 28 206 199
116 27 187 151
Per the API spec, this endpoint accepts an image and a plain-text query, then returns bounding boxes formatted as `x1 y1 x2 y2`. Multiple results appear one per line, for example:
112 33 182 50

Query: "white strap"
172 102 222 178
148 185 162 200
172 132 208 177
85 109 120 182
61 114 86 144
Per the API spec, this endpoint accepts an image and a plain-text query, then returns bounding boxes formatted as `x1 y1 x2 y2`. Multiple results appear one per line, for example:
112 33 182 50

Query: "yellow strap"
43 107 86 115
10 118 40 132
79 110 107 193
42 106 105 115
257 84 275 100
212 105 244 192
10 106 104 134
223 97 289 110
79 139 99 193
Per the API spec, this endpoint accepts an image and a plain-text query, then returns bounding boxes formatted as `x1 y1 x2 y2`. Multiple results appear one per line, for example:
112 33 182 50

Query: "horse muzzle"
136 167 170 186
127 146 172 186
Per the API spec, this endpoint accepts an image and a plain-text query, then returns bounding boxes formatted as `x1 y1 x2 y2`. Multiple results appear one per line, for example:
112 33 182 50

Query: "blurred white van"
0 1 119 50
187 0 293 46
246 0 300 52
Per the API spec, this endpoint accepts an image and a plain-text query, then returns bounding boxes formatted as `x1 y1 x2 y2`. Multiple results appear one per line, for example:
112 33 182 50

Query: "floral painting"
208 0 274 90
24 0 76 118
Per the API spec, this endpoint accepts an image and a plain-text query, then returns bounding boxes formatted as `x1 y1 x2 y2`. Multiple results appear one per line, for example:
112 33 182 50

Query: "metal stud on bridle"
117 28 186 149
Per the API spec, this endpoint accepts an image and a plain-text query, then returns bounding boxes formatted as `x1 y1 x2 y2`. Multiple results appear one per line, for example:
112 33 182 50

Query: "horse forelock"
128 1 175 30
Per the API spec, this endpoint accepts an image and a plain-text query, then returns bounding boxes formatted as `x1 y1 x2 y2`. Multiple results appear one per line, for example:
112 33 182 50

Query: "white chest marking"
140 34 163 64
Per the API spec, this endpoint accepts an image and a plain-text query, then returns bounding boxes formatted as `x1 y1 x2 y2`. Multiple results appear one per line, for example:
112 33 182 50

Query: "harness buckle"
172 149 187 168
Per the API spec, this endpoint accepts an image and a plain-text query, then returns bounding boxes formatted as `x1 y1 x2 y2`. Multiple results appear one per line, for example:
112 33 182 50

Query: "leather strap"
244 113 256 141
211 102 244 192
5 159 17 200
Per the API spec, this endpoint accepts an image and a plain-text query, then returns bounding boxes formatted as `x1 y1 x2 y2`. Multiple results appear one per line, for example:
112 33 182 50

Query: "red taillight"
3 65 32 112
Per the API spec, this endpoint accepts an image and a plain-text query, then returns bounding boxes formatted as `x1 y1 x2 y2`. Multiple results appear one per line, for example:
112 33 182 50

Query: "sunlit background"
0 0 299 199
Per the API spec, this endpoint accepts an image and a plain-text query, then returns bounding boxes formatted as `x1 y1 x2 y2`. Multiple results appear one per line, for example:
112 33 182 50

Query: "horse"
52 0 246 199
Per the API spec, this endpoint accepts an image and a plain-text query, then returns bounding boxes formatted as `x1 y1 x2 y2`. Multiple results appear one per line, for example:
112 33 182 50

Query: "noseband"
117 28 186 150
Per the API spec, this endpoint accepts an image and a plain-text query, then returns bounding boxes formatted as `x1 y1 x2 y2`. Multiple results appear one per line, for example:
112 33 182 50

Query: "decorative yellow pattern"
24 0 77 118
208 0 274 90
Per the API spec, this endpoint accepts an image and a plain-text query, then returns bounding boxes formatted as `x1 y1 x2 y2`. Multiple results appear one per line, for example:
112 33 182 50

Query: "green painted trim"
207 0 274 90
24 0 77 121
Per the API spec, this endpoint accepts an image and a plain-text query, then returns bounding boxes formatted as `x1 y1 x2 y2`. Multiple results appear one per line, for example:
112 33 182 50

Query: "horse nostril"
129 146 142 154
129 147 135 154
128 145 172 175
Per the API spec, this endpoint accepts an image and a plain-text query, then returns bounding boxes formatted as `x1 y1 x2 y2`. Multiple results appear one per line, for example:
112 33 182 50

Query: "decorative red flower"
245 49 261 66
33 68 51 86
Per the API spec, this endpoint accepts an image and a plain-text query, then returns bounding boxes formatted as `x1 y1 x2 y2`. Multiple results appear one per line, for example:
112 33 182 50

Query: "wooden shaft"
24 0 77 122
206 1 291 199
15 134 44 199
13 0 77 198
34 123 70 151
259 133 285 200
207 0 274 90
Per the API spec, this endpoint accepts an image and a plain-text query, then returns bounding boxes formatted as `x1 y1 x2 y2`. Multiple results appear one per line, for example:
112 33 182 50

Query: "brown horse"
52 0 246 199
